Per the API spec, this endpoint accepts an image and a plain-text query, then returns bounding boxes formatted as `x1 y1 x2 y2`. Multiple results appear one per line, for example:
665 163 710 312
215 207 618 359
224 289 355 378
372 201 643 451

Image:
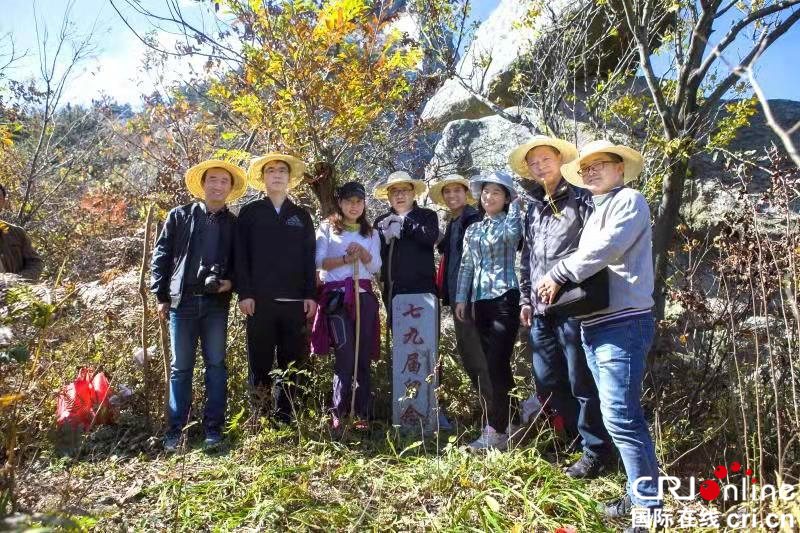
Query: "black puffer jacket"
519 179 592 315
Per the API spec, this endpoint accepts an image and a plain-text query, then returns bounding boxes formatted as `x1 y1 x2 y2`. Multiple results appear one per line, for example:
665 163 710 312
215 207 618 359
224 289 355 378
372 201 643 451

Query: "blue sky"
1 0 798 106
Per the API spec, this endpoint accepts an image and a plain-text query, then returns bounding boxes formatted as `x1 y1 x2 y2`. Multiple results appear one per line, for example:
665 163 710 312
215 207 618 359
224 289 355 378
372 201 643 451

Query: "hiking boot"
565 453 607 479
468 425 508 451
600 494 632 518
204 432 223 449
163 433 180 452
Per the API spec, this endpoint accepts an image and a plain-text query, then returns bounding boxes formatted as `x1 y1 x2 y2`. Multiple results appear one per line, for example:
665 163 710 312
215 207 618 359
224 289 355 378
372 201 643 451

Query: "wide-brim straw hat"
247 153 306 192
428 174 476 207
373 171 426 201
508 135 579 179
469 171 518 201
184 159 247 202
560 139 644 188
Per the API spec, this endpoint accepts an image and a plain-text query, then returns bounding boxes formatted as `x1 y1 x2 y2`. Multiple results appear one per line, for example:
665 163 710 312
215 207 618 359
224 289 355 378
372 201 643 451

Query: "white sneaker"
468 425 508 451
521 394 544 425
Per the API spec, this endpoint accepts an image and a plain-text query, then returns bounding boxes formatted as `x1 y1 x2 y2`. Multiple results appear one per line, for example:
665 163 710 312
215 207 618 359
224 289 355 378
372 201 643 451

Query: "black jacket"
375 203 439 301
235 197 316 301
150 202 236 308
519 179 592 314
436 204 480 306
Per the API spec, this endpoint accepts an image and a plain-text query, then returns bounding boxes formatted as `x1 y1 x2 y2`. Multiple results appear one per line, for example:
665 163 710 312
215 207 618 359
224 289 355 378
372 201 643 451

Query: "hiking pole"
350 260 361 421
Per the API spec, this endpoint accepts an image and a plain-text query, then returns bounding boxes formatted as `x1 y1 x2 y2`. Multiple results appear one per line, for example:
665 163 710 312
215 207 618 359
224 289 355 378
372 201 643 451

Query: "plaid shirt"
455 199 523 303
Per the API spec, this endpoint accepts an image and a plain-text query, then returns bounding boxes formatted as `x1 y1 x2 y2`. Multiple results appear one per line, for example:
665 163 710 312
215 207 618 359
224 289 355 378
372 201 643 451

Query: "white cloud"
61 30 209 107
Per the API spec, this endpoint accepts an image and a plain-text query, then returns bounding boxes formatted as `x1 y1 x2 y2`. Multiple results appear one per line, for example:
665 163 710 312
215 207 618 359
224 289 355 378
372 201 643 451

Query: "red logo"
699 461 757 501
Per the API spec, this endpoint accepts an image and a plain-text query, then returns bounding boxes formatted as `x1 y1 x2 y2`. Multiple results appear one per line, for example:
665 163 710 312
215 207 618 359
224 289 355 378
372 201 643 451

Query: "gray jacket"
549 187 654 322
520 179 592 315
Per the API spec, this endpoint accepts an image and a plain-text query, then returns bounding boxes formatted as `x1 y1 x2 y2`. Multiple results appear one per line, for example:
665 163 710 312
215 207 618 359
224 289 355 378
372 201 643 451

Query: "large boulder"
684 99 800 234
421 0 544 127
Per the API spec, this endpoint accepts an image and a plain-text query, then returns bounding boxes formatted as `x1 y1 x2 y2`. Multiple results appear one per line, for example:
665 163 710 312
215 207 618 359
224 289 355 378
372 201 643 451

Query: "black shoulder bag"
544 187 612 317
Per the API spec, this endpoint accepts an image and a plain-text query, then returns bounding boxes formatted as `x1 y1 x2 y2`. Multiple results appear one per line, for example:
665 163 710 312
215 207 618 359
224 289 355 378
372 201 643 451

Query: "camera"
197 262 224 294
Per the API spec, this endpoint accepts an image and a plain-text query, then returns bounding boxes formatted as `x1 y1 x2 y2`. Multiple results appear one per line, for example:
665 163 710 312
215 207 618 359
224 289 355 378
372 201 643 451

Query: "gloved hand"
378 215 403 242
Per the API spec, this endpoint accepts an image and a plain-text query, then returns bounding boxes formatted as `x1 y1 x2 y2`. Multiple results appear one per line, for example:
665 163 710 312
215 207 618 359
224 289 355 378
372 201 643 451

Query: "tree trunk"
651 156 689 320
307 160 337 218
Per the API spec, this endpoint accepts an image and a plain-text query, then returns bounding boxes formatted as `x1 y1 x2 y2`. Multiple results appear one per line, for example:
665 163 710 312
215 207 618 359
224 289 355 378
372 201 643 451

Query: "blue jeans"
582 312 661 508
168 294 229 436
530 315 612 458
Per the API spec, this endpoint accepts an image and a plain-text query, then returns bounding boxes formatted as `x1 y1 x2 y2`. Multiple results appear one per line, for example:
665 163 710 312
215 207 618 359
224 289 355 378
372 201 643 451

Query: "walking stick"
350 260 361 420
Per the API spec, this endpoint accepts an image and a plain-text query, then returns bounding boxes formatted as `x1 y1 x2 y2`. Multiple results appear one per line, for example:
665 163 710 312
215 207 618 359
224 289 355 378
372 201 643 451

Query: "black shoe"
565 453 607 479
623 528 647 533
599 494 632 518
163 433 180 452
204 432 223 449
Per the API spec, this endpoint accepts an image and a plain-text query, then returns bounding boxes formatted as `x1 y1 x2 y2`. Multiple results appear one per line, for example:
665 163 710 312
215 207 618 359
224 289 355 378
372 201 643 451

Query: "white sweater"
315 221 382 289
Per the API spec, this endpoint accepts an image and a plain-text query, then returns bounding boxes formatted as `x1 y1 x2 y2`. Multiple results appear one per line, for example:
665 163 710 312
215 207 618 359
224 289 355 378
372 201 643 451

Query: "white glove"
378 215 403 242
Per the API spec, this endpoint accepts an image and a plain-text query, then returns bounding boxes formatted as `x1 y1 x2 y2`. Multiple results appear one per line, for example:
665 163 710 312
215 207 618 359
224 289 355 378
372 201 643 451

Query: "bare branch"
691 0 800 87
702 7 800 118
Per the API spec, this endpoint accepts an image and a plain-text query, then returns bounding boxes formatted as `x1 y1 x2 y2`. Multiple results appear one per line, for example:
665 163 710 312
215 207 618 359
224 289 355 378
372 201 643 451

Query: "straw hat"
373 171 426 201
508 135 579 179
560 140 644 188
469 171 518 201
184 159 247 202
427 174 476 207
247 153 306 192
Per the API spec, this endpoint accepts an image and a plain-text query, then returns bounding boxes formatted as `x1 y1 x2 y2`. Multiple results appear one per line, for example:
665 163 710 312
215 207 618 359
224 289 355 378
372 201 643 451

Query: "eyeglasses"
577 160 619 177
388 188 414 197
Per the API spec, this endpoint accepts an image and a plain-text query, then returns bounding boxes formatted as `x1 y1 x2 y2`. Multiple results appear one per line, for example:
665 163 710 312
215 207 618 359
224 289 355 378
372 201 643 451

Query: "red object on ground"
56 368 116 429
554 527 577 533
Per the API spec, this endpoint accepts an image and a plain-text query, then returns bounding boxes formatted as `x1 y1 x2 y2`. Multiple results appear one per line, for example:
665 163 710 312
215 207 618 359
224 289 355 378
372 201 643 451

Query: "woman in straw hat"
429 174 492 410
454 171 524 451
535 140 660 526
235 153 317 424
509 136 613 478
151 159 247 451
311 181 382 430
373 171 439 315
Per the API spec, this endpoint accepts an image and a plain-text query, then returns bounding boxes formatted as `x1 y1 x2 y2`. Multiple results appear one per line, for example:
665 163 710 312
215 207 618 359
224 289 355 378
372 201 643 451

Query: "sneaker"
468 425 508 451
565 453 607 479
163 433 180 452
330 414 341 430
521 394 544 424
354 420 369 431
600 494 632 518
204 432 223 449
506 423 525 447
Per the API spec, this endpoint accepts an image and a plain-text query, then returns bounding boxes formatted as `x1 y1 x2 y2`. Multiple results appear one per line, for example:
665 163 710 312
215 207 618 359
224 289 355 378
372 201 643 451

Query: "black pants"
474 289 521 432
246 299 308 420
530 315 612 457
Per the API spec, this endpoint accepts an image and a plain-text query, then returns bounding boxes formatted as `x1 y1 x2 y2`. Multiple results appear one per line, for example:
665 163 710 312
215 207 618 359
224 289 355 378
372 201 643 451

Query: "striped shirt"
455 199 523 303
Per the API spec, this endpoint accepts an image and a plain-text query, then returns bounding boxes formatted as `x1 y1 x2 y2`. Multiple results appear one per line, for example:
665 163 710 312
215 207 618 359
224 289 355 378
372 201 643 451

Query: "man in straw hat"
535 140 660 528
373 171 439 313
151 159 247 451
509 136 613 478
235 153 317 424
429 174 492 407
374 170 442 429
